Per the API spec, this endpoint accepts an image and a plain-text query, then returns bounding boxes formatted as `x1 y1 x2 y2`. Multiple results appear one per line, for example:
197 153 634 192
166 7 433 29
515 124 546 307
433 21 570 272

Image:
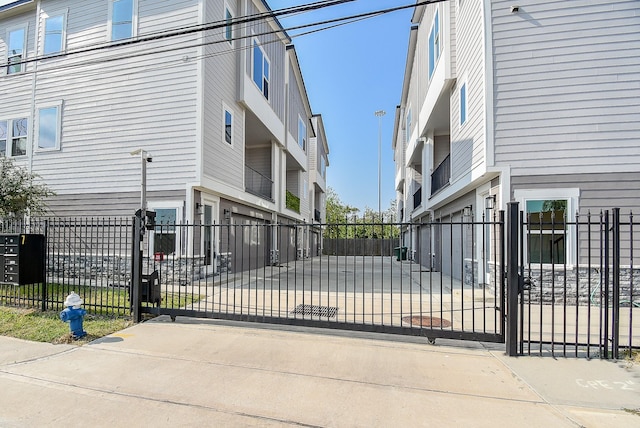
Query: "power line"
2 0 444 78
1 0 358 69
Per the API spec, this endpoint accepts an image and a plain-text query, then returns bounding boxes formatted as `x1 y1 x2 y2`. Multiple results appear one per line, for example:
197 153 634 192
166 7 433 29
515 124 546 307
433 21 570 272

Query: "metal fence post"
41 220 48 313
506 202 520 356
612 208 620 359
131 212 143 323
603 210 610 359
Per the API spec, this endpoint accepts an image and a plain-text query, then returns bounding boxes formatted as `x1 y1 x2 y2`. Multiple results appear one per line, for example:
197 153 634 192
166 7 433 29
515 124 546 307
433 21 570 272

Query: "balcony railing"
245 165 273 201
413 187 422 210
431 154 450 196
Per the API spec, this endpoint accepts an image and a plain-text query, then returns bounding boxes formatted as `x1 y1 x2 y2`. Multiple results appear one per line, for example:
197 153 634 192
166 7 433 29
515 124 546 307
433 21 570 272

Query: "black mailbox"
141 270 161 305
0 234 46 285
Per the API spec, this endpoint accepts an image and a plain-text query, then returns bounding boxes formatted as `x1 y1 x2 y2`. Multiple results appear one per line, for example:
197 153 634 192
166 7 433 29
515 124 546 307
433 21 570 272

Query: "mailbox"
0 234 46 285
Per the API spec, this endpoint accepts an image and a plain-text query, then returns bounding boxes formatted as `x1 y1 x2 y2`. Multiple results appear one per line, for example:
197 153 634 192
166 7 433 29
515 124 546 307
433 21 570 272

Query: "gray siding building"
0 0 329 268
394 1 640 279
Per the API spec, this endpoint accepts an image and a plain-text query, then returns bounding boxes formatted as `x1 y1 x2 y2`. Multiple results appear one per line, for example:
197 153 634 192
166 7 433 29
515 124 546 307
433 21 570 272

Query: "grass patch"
623 348 640 366
0 306 132 345
1 283 204 317
624 408 640 417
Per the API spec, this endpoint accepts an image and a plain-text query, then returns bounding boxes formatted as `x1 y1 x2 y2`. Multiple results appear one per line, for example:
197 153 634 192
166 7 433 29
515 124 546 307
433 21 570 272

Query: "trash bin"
394 246 408 261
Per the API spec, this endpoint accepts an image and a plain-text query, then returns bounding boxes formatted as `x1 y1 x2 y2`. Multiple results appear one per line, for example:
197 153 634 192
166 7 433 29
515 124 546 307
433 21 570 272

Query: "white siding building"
394 1 640 277
0 0 329 265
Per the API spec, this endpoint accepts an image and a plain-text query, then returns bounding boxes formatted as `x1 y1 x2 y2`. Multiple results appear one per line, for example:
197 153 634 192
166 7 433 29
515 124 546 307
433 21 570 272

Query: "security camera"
146 156 152 163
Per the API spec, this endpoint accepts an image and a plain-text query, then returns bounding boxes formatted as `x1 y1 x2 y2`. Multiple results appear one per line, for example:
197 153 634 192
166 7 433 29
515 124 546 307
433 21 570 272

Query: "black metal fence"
131 215 506 344
0 218 133 315
2 208 638 359
509 204 640 359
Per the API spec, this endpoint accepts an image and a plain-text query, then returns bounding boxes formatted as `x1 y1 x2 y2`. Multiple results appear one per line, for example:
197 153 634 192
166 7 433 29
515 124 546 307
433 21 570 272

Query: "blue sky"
267 0 414 213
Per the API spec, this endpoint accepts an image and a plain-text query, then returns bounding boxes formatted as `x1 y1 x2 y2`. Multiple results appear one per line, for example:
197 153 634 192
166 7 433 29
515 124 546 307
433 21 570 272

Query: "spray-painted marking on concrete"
575 379 636 391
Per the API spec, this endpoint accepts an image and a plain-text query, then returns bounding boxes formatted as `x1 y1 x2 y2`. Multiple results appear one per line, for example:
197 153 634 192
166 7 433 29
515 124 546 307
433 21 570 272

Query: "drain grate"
402 315 451 328
291 304 338 318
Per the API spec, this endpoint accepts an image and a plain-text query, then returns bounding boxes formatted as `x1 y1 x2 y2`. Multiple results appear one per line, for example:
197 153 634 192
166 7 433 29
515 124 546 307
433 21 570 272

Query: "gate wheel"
427 338 436 345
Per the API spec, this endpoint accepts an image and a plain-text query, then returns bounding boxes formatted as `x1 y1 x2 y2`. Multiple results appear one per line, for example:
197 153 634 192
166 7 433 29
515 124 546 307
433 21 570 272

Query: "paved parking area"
1 317 638 427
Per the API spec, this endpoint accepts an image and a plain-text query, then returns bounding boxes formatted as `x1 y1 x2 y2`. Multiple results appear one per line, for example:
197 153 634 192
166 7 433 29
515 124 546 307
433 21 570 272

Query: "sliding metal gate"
133 213 506 344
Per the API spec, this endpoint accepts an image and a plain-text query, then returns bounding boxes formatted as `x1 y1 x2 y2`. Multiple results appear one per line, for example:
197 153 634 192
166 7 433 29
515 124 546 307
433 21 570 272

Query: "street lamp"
130 148 152 218
374 110 386 222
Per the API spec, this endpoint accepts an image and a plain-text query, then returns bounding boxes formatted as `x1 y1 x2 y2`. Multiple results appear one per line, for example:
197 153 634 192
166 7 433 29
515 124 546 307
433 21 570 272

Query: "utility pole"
375 110 386 222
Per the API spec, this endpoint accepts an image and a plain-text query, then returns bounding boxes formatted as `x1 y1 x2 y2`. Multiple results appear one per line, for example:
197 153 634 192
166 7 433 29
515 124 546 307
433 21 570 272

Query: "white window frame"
6 24 27 75
1 116 30 158
35 101 62 152
252 37 270 100
108 0 138 42
0 120 7 157
222 103 233 146
224 2 233 46
428 9 440 79
514 188 580 267
298 115 306 151
459 80 467 126
147 201 184 258
41 10 68 56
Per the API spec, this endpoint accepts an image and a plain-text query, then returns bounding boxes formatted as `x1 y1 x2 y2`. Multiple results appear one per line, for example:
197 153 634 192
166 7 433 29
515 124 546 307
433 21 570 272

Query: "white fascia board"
483 0 495 168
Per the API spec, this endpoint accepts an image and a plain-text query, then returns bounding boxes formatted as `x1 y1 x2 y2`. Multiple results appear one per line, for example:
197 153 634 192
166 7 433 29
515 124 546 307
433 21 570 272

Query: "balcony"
413 187 422 210
286 190 300 213
245 165 273 201
431 154 450 196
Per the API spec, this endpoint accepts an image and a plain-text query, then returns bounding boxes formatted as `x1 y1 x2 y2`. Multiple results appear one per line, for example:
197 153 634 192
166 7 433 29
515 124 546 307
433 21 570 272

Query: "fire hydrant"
60 292 87 339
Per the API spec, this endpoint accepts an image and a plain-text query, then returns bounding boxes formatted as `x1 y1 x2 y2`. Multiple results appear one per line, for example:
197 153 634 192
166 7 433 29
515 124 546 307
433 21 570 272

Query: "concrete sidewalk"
0 317 638 427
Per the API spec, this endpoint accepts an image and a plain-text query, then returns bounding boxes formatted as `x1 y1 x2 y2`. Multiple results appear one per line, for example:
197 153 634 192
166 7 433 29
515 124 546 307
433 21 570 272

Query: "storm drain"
401 315 452 328
290 304 338 318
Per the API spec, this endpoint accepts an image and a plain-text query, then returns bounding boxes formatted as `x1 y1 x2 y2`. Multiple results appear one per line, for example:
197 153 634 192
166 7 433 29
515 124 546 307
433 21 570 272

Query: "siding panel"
492 0 640 176
450 0 485 181
24 0 200 195
203 0 244 186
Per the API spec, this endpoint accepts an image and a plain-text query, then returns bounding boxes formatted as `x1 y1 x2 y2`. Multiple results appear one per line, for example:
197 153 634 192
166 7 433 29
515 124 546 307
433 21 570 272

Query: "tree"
0 157 55 218
325 188 400 239
325 187 358 238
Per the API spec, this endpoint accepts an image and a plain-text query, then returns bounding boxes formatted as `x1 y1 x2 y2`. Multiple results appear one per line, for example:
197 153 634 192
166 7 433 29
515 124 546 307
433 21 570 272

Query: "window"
298 116 306 150
224 108 233 145
153 208 178 256
428 10 440 78
320 156 326 178
460 83 467 125
516 188 579 266
43 14 65 55
225 6 233 44
110 0 136 41
252 39 270 99
0 118 29 157
7 27 25 74
526 200 567 264
37 105 61 150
